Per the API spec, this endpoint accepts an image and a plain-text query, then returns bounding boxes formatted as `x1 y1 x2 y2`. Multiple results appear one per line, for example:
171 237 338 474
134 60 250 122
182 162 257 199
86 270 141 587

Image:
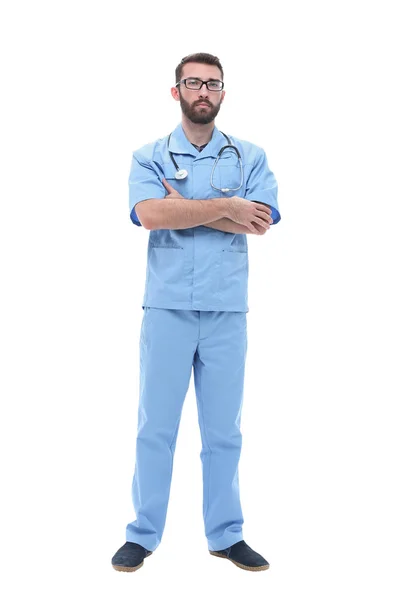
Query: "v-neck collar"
168 122 227 160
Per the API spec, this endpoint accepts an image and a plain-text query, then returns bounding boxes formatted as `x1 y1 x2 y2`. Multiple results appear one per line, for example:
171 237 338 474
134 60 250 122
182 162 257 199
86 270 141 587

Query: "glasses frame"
176 78 224 91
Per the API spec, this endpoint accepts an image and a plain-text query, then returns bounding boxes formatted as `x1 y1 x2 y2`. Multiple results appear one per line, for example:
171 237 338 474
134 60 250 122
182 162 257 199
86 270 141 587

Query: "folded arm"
203 217 259 234
134 175 272 235
203 202 272 234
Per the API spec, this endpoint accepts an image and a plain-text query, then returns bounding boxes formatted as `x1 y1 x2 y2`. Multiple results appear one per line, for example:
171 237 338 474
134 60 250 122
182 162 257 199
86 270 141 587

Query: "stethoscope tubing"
167 131 244 193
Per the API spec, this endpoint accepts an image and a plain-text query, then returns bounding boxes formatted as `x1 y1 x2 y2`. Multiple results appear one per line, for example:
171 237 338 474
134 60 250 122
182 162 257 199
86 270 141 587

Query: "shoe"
209 540 269 571
111 542 153 572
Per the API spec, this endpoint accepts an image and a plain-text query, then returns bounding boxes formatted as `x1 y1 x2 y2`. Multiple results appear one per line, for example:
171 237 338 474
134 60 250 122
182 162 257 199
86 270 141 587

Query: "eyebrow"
185 77 222 81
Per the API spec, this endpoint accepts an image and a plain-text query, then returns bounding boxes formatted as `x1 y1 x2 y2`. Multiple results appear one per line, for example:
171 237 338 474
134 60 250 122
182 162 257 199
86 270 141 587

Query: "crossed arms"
134 179 273 235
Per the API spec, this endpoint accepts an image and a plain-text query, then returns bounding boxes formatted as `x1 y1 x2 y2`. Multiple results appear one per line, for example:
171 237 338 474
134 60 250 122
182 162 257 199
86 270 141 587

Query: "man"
112 52 281 573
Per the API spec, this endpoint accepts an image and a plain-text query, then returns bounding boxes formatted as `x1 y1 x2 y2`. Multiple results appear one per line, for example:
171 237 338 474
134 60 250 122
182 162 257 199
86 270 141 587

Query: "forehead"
181 62 222 80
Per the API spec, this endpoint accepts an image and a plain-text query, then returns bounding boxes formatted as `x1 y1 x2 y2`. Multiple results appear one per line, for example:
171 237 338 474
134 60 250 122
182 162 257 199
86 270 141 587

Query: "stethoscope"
167 131 244 193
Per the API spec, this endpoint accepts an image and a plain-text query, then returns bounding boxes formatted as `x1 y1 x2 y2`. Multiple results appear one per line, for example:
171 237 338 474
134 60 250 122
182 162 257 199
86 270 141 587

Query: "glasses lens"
207 80 223 91
185 78 202 89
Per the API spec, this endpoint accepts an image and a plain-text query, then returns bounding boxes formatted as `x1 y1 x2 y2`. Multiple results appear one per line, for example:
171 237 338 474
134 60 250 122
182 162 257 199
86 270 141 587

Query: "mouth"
196 102 211 107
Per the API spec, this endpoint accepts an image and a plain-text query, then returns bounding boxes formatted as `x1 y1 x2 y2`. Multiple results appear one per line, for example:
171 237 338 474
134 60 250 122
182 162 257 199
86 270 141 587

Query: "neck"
181 115 215 146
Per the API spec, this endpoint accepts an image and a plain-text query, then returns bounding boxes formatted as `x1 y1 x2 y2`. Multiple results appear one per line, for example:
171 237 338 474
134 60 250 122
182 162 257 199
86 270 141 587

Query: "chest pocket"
216 151 244 196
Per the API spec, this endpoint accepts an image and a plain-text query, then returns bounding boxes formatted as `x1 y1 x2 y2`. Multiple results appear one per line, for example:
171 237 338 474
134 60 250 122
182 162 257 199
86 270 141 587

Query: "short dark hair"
175 53 224 84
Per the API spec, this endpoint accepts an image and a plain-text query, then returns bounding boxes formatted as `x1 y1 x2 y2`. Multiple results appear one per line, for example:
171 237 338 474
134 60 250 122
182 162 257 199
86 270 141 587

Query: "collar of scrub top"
168 122 234 160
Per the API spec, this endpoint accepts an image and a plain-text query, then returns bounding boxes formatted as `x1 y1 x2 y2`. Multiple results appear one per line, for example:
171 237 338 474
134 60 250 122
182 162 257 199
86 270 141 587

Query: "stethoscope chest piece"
175 169 188 180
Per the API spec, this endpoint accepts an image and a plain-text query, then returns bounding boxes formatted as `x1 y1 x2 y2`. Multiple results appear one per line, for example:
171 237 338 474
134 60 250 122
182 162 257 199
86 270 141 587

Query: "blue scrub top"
128 122 281 312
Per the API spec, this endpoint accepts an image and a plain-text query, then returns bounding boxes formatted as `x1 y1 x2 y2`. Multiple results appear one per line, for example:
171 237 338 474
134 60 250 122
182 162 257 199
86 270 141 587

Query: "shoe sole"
209 550 269 572
112 551 153 572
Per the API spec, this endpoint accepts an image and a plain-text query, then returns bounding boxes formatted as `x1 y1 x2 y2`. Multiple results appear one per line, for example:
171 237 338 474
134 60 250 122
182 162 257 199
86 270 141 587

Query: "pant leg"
193 311 247 551
126 308 198 551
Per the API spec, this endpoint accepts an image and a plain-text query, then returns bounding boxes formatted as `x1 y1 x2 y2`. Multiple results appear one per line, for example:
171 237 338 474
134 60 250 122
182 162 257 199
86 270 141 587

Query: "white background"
1 0 398 598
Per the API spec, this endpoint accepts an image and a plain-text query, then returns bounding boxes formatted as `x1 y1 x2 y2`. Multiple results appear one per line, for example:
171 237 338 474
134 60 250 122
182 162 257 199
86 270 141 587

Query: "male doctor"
112 52 281 573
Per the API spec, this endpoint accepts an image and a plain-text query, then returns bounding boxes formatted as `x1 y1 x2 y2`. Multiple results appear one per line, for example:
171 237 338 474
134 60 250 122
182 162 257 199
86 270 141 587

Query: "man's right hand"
227 196 273 234
162 178 184 199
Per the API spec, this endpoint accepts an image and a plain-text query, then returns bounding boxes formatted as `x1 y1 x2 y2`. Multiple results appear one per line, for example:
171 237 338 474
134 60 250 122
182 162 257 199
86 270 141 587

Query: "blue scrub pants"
125 307 247 552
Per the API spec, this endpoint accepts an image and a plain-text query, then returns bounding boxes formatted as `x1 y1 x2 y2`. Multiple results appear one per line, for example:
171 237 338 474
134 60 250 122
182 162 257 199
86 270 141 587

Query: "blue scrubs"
125 123 280 551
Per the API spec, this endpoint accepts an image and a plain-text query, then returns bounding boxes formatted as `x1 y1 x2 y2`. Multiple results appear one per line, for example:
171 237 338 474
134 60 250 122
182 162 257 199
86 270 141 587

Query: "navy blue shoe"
210 540 269 571
111 542 153 572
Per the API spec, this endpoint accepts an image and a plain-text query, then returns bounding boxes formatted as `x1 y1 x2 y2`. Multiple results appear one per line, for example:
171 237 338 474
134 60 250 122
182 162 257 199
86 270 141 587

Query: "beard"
179 95 222 124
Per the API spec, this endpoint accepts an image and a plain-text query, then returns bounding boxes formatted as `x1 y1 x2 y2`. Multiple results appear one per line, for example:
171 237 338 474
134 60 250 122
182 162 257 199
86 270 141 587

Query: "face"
172 62 226 124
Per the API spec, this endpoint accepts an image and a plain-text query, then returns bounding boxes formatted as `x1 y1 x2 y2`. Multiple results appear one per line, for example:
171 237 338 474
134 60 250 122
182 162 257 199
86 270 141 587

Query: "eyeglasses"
176 78 224 91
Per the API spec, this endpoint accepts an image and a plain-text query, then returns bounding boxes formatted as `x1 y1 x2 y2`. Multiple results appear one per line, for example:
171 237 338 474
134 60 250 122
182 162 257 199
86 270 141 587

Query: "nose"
198 84 209 100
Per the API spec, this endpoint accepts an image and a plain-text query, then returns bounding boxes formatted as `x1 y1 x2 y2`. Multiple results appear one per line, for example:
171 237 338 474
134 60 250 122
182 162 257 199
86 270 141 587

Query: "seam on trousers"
169 417 181 482
197 358 212 525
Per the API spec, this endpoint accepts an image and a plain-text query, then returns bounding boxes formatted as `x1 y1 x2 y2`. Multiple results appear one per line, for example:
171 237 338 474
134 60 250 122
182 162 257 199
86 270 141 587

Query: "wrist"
215 197 231 219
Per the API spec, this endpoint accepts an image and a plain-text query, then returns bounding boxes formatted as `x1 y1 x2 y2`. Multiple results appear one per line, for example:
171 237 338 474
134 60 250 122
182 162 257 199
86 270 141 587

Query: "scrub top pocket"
149 247 185 284
149 229 183 249
216 164 244 196
145 247 191 306
217 249 249 304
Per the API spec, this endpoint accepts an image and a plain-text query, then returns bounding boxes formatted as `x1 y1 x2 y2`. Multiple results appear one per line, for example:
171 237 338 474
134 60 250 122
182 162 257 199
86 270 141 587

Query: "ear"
220 90 226 103
171 86 180 101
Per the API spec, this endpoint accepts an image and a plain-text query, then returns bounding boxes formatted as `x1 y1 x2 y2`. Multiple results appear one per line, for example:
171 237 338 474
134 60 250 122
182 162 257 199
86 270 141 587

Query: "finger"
253 217 270 229
256 204 272 216
255 223 268 234
162 178 171 190
254 217 268 228
162 178 174 192
252 224 263 235
255 211 273 225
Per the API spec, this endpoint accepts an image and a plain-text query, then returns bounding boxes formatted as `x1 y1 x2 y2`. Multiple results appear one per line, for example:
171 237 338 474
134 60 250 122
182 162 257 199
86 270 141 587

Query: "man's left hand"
250 221 269 235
